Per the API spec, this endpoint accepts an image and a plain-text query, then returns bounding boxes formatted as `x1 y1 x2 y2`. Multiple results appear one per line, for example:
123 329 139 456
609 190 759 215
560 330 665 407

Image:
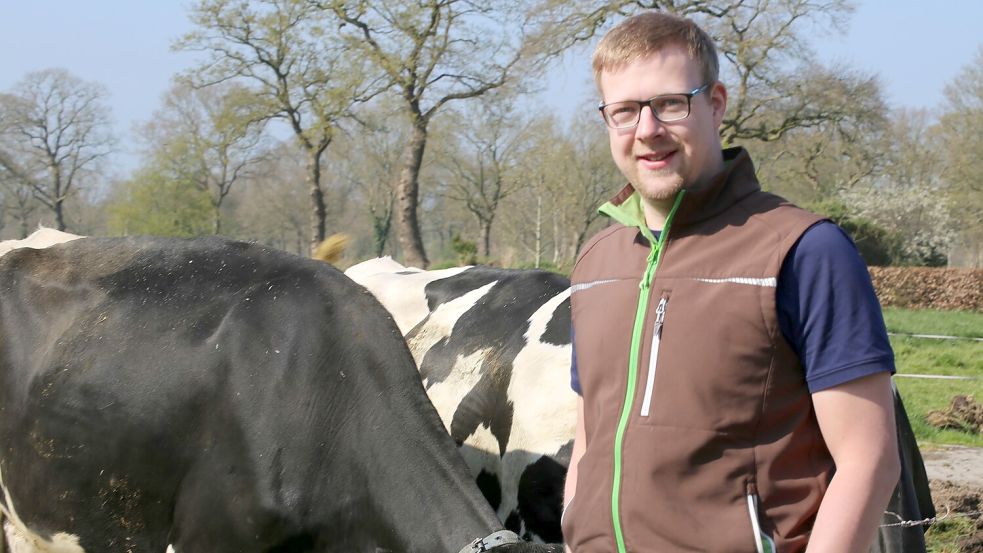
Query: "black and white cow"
345 258 576 543
345 257 935 552
0 233 563 553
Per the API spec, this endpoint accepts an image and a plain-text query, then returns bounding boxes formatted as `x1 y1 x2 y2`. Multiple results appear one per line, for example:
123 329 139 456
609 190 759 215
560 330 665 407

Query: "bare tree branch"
0 69 114 231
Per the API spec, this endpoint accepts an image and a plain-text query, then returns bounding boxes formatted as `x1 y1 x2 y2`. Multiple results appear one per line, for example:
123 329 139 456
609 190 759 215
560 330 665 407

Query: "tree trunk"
481 217 492 259
213 204 222 235
575 208 598 256
373 214 391 257
55 199 66 231
307 151 327 256
534 193 542 269
574 229 588 258
395 121 429 268
552 208 560 266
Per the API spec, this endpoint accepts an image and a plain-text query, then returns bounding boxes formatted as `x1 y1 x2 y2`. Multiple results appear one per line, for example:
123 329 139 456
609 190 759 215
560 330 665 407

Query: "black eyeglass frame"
598 84 711 129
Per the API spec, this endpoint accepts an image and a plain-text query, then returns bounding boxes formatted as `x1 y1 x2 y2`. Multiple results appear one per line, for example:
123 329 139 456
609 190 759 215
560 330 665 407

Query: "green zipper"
611 191 685 553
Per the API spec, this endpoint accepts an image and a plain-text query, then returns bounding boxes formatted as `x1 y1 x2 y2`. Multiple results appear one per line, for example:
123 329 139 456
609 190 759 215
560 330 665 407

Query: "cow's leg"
1 518 82 553
0 474 85 553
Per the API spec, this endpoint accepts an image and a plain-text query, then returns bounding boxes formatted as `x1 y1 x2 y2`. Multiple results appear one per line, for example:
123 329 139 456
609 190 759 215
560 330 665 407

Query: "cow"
343 258 576 543
0 228 81 257
0 234 564 553
344 257 935 551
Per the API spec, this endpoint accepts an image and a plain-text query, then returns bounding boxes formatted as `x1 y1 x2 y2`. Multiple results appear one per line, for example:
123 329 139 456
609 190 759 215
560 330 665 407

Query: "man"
560 12 900 553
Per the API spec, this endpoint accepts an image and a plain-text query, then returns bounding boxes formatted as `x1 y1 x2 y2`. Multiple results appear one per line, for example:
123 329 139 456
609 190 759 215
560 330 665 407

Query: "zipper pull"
655 296 667 331
640 248 659 290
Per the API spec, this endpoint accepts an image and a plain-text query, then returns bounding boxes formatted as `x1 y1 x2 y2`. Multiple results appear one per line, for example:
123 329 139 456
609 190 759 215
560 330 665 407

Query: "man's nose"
636 105 666 139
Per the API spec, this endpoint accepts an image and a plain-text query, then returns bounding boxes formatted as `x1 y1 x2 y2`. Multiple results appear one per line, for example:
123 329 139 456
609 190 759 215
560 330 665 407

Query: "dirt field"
923 446 983 489
923 446 983 552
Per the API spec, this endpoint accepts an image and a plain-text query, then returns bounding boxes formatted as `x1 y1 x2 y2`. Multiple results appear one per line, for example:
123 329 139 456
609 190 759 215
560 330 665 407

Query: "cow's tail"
313 233 351 264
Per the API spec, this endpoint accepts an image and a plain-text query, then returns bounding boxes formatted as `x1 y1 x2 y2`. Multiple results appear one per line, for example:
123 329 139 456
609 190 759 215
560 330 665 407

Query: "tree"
0 69 114 231
327 0 563 267
937 45 983 267
179 0 382 252
106 167 214 237
747 73 888 205
0 134 39 238
140 80 269 234
436 96 530 258
700 0 866 144
504 163 553 269
231 142 313 255
553 117 621 258
325 106 405 258
500 115 616 269
807 199 898 266
755 107 951 267
855 109 951 266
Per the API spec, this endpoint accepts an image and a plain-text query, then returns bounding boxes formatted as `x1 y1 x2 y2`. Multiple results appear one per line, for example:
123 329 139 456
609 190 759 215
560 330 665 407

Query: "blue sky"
815 0 982 110
2 1 981 173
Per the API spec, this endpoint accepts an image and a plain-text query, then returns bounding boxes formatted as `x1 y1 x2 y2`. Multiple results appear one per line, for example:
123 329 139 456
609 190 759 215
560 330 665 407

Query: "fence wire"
888 332 983 342
881 507 983 528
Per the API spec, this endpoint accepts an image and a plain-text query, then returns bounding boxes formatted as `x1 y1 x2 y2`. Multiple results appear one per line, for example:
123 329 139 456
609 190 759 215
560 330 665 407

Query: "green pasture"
886 308 983 448
885 308 983 340
885 308 983 552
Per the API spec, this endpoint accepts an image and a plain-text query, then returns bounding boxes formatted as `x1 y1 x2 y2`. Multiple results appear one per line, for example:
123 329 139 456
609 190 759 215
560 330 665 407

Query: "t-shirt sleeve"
777 221 896 393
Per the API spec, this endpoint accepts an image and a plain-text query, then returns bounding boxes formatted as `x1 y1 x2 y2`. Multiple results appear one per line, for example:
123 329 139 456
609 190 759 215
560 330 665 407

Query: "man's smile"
638 149 677 168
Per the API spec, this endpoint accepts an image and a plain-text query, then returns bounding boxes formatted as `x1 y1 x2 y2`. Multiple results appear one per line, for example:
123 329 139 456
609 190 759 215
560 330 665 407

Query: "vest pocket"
746 492 776 553
639 294 668 417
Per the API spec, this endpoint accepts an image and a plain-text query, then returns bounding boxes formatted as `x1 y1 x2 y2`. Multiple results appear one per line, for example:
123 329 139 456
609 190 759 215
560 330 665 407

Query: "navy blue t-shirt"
570 221 895 395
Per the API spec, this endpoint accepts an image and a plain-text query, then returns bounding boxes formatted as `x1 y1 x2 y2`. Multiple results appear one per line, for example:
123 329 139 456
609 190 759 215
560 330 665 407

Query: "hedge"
868 267 983 311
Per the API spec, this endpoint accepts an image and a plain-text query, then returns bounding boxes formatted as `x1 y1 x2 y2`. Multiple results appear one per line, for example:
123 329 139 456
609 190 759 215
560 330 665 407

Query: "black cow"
345 257 934 552
0 235 563 553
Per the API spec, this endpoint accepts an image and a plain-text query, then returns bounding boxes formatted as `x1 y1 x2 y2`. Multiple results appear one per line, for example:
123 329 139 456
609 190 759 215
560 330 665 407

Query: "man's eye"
610 104 638 116
655 97 685 110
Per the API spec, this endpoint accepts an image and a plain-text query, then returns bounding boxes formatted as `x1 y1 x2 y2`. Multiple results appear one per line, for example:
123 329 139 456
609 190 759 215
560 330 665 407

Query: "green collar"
599 190 685 245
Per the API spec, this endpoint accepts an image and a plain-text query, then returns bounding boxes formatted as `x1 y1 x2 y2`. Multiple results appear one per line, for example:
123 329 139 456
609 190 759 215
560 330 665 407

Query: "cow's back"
0 237 501 552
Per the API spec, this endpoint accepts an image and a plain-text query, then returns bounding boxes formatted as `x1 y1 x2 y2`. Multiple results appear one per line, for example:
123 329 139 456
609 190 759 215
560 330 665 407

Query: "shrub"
870 267 983 310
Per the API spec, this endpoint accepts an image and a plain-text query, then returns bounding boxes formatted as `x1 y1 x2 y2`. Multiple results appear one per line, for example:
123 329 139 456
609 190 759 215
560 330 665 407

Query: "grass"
884 308 983 339
888 310 983 447
886 308 983 448
925 516 977 553
884 308 983 551
887 310 983 448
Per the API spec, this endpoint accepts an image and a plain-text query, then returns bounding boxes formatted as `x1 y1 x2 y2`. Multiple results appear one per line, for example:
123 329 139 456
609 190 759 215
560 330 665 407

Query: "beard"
634 166 685 203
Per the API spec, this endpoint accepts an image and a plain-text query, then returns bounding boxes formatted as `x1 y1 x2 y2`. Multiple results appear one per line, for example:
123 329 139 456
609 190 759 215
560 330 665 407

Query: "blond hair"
592 11 719 90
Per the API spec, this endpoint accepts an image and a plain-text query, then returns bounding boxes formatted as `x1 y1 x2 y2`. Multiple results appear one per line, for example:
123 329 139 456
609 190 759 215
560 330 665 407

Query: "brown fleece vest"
562 148 829 553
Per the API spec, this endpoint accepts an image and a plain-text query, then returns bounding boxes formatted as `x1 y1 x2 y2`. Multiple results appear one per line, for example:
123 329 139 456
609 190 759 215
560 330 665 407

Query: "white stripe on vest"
694 277 777 287
570 278 621 293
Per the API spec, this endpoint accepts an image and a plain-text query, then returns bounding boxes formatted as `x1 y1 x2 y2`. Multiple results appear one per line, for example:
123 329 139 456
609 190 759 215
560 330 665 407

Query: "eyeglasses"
598 84 710 129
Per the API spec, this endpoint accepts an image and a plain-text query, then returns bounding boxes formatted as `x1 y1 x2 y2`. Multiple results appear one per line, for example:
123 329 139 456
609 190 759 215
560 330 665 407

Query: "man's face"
599 44 727 220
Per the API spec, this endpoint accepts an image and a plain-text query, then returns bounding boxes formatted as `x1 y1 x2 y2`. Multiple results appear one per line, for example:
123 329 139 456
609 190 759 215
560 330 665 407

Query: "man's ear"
710 81 727 127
